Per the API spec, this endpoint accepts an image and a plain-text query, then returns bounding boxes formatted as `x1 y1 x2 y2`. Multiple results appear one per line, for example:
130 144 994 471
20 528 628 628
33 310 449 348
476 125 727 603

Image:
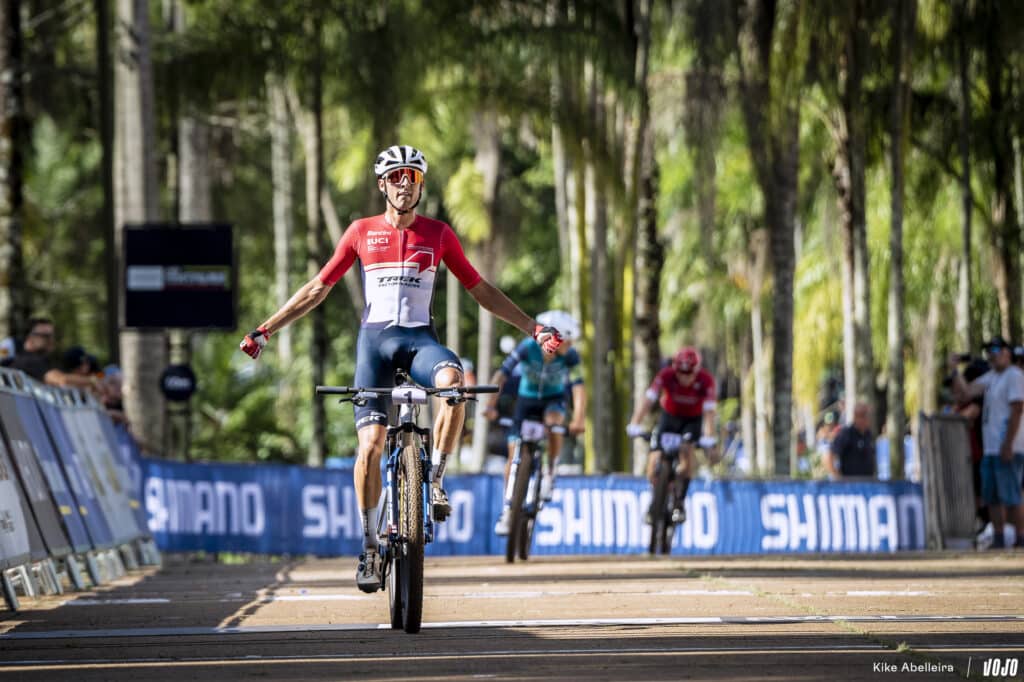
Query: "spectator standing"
825 402 876 479
949 337 1024 549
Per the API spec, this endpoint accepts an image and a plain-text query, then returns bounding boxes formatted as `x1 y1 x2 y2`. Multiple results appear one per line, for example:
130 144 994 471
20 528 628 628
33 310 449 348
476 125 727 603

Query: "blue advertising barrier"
142 458 925 556
34 392 116 550
11 392 92 554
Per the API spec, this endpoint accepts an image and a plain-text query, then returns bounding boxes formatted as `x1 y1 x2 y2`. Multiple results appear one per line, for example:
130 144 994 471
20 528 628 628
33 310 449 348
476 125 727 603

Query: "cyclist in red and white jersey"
240 145 564 590
626 347 718 525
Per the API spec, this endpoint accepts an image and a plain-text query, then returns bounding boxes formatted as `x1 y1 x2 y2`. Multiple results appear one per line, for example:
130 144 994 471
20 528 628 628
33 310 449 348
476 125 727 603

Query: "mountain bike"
499 417 566 563
634 431 687 555
317 372 496 634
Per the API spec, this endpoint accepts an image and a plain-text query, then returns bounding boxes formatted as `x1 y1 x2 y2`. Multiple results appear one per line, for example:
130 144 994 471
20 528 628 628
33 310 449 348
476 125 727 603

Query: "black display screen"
123 224 236 330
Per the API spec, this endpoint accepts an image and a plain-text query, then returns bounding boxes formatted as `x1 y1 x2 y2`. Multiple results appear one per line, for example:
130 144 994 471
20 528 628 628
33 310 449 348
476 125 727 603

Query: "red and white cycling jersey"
646 366 717 419
318 214 482 328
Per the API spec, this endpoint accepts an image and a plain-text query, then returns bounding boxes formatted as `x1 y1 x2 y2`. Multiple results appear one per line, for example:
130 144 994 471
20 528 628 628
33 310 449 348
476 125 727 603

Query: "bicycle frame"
503 419 567 517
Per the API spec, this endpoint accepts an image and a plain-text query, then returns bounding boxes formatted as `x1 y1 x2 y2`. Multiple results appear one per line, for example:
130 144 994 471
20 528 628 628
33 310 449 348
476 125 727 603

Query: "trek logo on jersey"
377 275 423 287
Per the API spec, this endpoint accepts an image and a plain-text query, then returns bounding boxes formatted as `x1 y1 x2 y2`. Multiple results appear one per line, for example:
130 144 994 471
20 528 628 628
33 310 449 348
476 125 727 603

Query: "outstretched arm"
260 276 333 334
467 279 536 335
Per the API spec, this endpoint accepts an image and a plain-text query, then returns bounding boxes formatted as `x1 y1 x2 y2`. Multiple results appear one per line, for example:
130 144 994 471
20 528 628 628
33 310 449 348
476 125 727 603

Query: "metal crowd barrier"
917 412 976 550
0 368 159 611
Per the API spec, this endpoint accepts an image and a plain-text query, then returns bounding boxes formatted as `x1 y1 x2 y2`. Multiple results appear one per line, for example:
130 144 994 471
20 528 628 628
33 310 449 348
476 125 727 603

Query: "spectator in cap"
62 346 93 374
7 317 102 393
949 336 1024 549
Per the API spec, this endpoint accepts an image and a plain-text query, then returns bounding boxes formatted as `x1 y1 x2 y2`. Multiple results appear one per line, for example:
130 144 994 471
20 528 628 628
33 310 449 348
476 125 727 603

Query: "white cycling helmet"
373 145 428 177
536 310 580 342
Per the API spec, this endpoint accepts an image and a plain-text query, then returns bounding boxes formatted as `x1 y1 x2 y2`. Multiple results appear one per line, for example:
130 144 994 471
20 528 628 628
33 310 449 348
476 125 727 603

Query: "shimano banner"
142 459 925 556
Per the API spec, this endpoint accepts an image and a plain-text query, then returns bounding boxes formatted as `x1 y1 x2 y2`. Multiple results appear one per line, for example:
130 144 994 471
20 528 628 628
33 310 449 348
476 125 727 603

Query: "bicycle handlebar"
316 384 498 396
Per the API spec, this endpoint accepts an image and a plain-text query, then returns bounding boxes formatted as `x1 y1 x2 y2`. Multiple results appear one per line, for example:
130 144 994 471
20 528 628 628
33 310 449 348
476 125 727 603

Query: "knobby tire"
398 445 424 633
506 443 533 564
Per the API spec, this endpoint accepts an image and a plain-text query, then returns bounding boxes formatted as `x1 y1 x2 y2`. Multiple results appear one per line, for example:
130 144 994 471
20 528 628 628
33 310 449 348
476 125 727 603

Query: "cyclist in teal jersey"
484 311 586 535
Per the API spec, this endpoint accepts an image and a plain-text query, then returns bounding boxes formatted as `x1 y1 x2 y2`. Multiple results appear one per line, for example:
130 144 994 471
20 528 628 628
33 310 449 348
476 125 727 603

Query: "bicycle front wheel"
649 462 670 555
506 443 533 564
397 445 424 633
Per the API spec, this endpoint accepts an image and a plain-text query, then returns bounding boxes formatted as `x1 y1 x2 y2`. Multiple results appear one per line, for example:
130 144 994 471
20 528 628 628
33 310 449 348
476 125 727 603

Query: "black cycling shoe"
431 486 451 522
356 550 383 593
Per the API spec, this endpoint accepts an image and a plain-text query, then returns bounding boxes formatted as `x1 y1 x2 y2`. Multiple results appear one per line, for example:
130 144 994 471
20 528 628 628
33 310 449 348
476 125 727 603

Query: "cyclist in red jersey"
240 145 564 591
626 347 718 525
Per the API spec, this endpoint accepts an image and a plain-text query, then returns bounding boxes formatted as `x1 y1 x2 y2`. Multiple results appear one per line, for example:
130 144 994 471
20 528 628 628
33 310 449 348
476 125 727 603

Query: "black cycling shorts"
650 412 702 453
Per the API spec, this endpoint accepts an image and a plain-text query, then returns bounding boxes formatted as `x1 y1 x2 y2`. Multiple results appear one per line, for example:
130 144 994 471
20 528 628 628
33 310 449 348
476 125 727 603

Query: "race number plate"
390 386 428 405
660 432 683 452
520 420 547 442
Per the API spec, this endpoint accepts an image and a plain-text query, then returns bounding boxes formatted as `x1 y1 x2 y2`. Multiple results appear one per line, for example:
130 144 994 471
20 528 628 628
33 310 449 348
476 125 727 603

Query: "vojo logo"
980 657 1019 678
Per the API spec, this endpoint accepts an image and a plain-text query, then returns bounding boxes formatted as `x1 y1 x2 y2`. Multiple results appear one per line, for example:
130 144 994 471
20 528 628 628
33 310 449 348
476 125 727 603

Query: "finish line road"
1 554 1022 681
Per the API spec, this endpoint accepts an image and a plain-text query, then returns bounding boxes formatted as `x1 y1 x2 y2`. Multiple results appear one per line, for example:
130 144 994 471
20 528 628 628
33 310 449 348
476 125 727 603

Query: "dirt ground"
1 552 1022 681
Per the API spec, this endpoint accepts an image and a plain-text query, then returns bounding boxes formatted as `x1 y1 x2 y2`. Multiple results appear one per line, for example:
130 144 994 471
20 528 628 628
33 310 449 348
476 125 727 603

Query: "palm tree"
733 0 809 474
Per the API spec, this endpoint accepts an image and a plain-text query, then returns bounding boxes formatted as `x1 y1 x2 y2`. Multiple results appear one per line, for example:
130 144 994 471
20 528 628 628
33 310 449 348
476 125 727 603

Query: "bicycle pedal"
432 502 450 522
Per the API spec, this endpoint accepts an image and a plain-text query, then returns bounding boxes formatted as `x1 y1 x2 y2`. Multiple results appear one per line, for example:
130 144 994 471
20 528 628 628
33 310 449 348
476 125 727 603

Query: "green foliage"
13 0 1021 468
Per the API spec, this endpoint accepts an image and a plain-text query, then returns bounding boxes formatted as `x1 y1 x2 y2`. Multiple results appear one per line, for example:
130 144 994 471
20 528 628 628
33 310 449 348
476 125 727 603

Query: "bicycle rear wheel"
505 442 533 564
397 445 424 633
649 461 670 555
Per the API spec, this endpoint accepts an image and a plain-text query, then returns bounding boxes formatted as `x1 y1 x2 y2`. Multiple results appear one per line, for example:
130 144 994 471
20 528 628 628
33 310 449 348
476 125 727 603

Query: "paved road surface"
2 553 1022 680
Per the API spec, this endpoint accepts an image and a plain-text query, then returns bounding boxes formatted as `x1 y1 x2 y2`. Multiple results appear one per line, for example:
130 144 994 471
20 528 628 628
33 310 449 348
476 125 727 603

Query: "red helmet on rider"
673 347 701 374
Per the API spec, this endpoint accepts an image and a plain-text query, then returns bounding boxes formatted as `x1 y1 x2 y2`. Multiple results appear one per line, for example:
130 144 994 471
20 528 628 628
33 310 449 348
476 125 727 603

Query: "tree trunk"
984 10 1022 342
116 0 165 454
469 109 502 472
167 0 212 462
917 258 947 415
583 64 615 474
96 0 117 362
832 2 874 421
955 0 973 352
268 75 294 362
0 0 28 341
749 229 771 475
886 0 915 480
630 0 661 476
736 0 805 475
303 21 326 467
550 0 571 298
768 156 799 477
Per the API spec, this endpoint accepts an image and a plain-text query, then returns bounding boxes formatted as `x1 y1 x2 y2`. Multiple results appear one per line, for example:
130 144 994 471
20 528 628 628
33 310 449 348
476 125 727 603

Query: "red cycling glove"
240 326 271 359
533 324 564 354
